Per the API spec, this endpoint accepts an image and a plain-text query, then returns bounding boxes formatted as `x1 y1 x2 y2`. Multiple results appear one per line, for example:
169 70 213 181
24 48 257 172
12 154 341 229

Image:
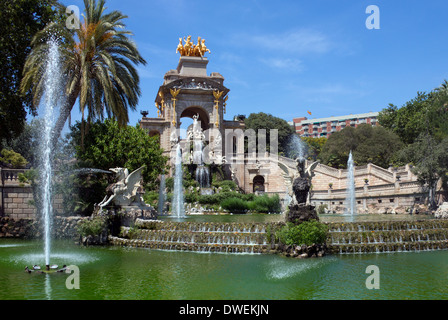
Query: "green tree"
319 124 403 168
21 0 147 148
0 0 63 147
302 136 327 161
0 149 28 168
70 119 168 189
395 133 448 209
378 83 448 145
244 112 295 155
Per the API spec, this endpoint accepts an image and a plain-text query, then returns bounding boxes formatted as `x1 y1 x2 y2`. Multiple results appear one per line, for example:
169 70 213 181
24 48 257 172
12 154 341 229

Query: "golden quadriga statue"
176 36 211 57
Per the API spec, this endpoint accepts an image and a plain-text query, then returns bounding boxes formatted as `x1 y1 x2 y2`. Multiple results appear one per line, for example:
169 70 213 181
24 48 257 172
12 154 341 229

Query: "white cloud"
247 28 331 55
136 66 158 79
259 57 303 71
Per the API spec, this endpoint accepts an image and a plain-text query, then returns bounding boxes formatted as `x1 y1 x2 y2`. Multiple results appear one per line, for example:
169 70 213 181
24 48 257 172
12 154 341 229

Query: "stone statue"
276 157 319 224
97 166 146 209
292 159 318 205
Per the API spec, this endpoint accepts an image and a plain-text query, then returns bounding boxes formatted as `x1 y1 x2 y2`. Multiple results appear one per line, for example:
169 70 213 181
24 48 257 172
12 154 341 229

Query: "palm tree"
21 0 146 147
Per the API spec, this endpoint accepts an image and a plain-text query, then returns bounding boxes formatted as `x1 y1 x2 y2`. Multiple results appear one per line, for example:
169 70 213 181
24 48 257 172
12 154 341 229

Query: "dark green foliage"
377 82 448 205
247 194 281 213
0 149 28 168
77 216 107 237
378 88 448 145
220 197 249 212
197 192 254 205
54 171 109 216
212 180 238 192
0 0 63 146
276 220 328 246
69 119 168 190
319 124 403 168
21 0 147 147
244 112 295 155
395 133 448 209
197 192 280 213
143 190 159 206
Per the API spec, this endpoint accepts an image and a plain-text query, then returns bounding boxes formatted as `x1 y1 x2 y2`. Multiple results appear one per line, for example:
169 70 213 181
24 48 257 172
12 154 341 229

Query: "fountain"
172 144 186 218
286 158 319 224
345 151 356 221
38 39 63 269
188 114 211 193
286 134 307 162
195 166 210 188
158 174 167 214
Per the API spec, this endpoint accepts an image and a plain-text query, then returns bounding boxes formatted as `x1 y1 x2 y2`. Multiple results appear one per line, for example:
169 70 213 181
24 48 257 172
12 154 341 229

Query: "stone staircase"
108 219 270 254
327 220 448 254
108 218 448 255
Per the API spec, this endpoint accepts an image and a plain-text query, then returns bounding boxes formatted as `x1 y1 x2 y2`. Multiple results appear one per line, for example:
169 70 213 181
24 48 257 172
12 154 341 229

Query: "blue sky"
59 0 448 130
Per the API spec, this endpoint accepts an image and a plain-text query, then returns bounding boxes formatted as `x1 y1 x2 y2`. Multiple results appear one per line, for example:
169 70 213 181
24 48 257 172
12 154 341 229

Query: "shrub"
143 190 159 205
248 194 281 213
220 197 248 212
276 220 328 246
184 192 198 203
212 180 238 192
0 149 28 168
77 216 107 237
197 191 253 205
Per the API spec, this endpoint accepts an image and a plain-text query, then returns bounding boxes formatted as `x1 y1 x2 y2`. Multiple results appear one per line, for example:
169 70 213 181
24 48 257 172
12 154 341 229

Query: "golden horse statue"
176 36 211 57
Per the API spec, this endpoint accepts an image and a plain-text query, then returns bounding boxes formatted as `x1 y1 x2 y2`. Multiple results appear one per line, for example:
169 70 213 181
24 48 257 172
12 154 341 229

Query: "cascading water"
193 139 203 165
158 174 166 214
190 115 211 191
39 39 63 267
195 166 210 188
172 144 185 218
345 151 356 221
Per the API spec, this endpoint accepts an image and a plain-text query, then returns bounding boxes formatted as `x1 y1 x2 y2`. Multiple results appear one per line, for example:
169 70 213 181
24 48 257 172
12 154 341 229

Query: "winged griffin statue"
97 166 146 210
277 158 319 206
277 157 320 223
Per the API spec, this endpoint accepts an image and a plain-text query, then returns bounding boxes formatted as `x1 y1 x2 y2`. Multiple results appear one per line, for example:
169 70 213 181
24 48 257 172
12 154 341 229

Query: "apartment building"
293 112 379 137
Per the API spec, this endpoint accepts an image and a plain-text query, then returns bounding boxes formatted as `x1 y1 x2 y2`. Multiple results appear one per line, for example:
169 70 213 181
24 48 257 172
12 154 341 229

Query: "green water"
0 239 446 300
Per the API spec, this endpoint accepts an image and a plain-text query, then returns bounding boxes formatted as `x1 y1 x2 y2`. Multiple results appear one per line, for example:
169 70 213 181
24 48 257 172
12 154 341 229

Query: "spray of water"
172 144 185 218
346 151 356 220
287 134 307 162
39 39 63 266
158 174 166 214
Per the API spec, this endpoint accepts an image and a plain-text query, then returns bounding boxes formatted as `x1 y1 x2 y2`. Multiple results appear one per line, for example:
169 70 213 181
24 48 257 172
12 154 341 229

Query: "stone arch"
253 175 265 193
179 105 210 131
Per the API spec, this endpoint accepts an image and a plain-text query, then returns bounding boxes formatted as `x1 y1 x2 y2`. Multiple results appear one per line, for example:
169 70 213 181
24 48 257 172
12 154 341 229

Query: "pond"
0 239 446 300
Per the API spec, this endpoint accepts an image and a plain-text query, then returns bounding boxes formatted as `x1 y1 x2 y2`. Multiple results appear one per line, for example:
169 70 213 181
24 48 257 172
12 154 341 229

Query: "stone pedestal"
119 205 158 226
177 56 209 77
286 203 319 224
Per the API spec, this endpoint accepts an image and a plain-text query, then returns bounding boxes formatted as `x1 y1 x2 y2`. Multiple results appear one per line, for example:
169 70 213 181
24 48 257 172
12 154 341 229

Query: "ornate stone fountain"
96 166 157 225
285 159 320 224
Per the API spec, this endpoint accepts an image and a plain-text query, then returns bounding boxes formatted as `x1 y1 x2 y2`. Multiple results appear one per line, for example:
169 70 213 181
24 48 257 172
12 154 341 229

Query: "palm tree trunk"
50 87 79 147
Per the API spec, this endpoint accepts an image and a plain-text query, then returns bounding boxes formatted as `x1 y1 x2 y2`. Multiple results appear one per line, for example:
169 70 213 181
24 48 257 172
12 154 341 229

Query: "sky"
57 0 448 131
